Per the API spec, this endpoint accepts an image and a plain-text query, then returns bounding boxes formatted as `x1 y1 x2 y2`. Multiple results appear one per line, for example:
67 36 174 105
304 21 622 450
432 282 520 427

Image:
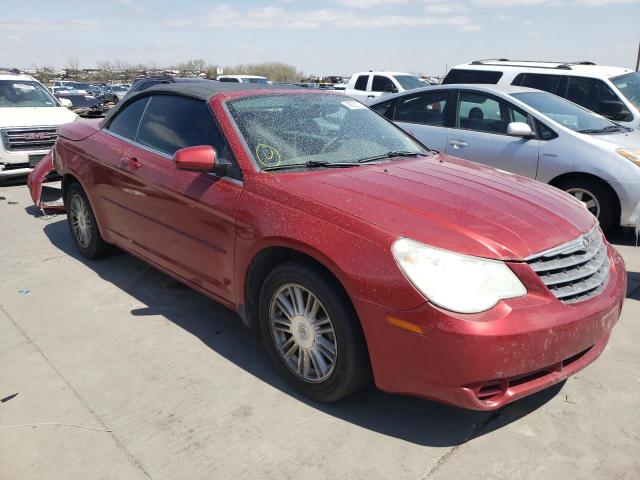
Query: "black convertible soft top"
100 81 304 126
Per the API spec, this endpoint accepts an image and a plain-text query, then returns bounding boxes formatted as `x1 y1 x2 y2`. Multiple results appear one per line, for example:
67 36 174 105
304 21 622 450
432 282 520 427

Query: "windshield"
394 75 428 90
0 80 59 108
243 77 268 84
227 93 426 170
511 91 616 133
611 72 640 110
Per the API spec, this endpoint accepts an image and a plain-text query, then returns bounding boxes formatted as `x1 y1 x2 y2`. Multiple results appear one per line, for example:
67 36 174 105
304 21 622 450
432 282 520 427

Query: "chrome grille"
526 225 610 304
1 127 58 151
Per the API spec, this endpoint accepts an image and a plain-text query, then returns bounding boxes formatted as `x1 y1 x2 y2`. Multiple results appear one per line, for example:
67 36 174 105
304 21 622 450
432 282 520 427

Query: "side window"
513 73 562 95
443 69 503 85
395 91 450 126
136 95 240 178
371 75 396 93
536 121 558 141
354 75 369 91
371 99 395 119
566 77 618 114
457 91 517 135
107 97 149 140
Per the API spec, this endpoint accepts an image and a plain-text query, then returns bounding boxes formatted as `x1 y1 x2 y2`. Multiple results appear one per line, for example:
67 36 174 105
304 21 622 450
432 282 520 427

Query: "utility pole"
636 41 640 71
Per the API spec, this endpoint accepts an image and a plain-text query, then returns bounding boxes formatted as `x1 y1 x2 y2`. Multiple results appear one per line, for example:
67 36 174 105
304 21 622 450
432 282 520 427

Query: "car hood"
0 107 77 128
274 154 595 261
587 128 640 150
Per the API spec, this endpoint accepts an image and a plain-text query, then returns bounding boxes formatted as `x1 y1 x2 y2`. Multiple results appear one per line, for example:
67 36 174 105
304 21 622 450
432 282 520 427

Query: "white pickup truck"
344 71 428 101
0 72 77 181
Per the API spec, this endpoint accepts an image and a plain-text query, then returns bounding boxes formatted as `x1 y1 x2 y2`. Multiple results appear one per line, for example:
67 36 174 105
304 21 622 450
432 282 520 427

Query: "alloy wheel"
269 283 337 383
566 187 601 218
70 192 91 248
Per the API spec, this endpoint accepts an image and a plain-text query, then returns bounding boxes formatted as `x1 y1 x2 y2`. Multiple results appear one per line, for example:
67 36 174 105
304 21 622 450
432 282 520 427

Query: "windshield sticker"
341 100 366 110
13 84 36 90
256 144 281 167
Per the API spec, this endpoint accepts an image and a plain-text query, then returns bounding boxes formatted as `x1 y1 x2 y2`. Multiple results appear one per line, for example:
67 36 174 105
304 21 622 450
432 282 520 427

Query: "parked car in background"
217 75 269 84
54 91 109 117
368 84 640 231
28 83 625 410
126 76 215 98
345 71 428 100
102 84 130 103
0 71 77 181
443 60 640 129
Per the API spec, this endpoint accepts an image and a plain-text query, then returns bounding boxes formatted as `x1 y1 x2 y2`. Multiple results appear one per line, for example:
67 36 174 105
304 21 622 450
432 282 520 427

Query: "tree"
66 56 80 73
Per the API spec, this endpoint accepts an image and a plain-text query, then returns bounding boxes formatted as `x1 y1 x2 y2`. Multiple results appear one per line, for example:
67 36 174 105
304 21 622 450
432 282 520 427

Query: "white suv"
1 72 77 181
345 71 428 100
443 60 640 129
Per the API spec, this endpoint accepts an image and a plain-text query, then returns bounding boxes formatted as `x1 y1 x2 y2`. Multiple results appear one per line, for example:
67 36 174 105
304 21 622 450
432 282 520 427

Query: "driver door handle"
121 156 142 170
448 139 468 149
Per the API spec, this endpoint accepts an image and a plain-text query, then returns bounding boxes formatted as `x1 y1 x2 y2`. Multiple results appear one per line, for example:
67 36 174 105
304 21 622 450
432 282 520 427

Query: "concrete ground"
1 181 638 480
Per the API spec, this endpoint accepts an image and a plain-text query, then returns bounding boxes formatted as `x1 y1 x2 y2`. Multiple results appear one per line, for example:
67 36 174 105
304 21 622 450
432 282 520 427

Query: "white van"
345 71 428 101
0 72 77 181
443 60 640 129
217 75 269 84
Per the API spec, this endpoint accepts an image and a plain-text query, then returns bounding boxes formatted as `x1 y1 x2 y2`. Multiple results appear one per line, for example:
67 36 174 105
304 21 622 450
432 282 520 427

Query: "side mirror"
175 145 216 172
507 122 533 138
59 98 73 108
599 100 627 120
174 145 232 176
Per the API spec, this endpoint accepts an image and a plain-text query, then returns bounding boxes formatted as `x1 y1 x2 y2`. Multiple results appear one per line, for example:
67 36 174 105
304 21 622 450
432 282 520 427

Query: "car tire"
258 262 371 402
65 182 111 259
556 177 617 231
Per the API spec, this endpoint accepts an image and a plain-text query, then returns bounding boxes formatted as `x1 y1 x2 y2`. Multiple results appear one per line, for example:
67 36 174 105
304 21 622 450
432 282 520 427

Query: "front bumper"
354 247 626 410
0 149 50 178
610 180 640 227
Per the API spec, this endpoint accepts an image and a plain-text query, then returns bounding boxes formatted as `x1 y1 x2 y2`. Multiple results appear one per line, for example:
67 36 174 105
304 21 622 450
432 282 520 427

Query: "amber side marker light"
386 315 425 335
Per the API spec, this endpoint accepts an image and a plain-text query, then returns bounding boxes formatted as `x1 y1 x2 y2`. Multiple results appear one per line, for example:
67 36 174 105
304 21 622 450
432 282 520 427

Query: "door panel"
446 90 540 178
396 122 450 152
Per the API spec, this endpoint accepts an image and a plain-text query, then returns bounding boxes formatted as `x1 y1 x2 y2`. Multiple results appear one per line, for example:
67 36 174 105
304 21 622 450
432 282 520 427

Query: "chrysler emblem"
24 132 47 140
582 236 591 249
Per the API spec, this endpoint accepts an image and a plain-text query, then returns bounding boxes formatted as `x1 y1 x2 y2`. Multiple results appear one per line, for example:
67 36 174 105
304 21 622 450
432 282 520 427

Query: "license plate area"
29 154 46 167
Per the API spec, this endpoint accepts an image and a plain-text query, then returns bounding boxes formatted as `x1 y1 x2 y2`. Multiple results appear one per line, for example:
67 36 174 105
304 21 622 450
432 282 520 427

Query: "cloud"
0 18 99 29
118 0 146 15
192 3 482 31
333 0 412 6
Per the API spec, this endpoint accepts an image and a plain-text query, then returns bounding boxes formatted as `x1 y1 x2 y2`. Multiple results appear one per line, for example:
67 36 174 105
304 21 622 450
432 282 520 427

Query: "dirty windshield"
0 80 59 108
227 93 426 170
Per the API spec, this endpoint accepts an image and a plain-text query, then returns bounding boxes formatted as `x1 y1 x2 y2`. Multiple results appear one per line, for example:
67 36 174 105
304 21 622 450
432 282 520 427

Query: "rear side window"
372 75 396 93
354 75 369 91
394 90 451 126
107 97 149 140
512 73 562 95
443 69 503 85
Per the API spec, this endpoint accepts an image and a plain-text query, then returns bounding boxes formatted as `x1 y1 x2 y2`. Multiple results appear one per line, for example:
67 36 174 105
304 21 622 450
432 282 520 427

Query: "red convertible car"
28 84 626 410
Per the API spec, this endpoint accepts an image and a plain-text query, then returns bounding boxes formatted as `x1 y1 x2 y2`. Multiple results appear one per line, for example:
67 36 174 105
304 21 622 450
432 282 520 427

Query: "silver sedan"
368 84 640 231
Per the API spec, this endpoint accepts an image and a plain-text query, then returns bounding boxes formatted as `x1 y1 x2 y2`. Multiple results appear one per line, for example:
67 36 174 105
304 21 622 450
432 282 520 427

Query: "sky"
1 0 639 76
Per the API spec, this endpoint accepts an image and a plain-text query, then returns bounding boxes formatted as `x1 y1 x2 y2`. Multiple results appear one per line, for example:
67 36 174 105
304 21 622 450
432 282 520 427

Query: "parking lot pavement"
0 182 638 480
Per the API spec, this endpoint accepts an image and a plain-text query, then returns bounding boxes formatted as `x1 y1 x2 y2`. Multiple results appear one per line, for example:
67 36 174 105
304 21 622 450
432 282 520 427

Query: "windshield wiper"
357 151 424 164
577 125 624 134
262 160 360 171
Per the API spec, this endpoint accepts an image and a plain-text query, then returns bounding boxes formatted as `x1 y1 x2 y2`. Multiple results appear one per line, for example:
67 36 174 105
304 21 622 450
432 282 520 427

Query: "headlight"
391 238 527 314
616 148 640 166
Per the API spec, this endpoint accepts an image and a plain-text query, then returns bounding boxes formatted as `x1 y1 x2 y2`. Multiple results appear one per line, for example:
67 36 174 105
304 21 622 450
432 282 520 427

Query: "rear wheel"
65 182 111 259
556 177 617 231
259 262 371 402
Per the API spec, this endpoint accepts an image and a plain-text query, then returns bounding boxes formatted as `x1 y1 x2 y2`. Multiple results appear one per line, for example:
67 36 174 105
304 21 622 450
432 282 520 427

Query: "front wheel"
556 177 618 231
65 182 111 259
259 262 371 402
